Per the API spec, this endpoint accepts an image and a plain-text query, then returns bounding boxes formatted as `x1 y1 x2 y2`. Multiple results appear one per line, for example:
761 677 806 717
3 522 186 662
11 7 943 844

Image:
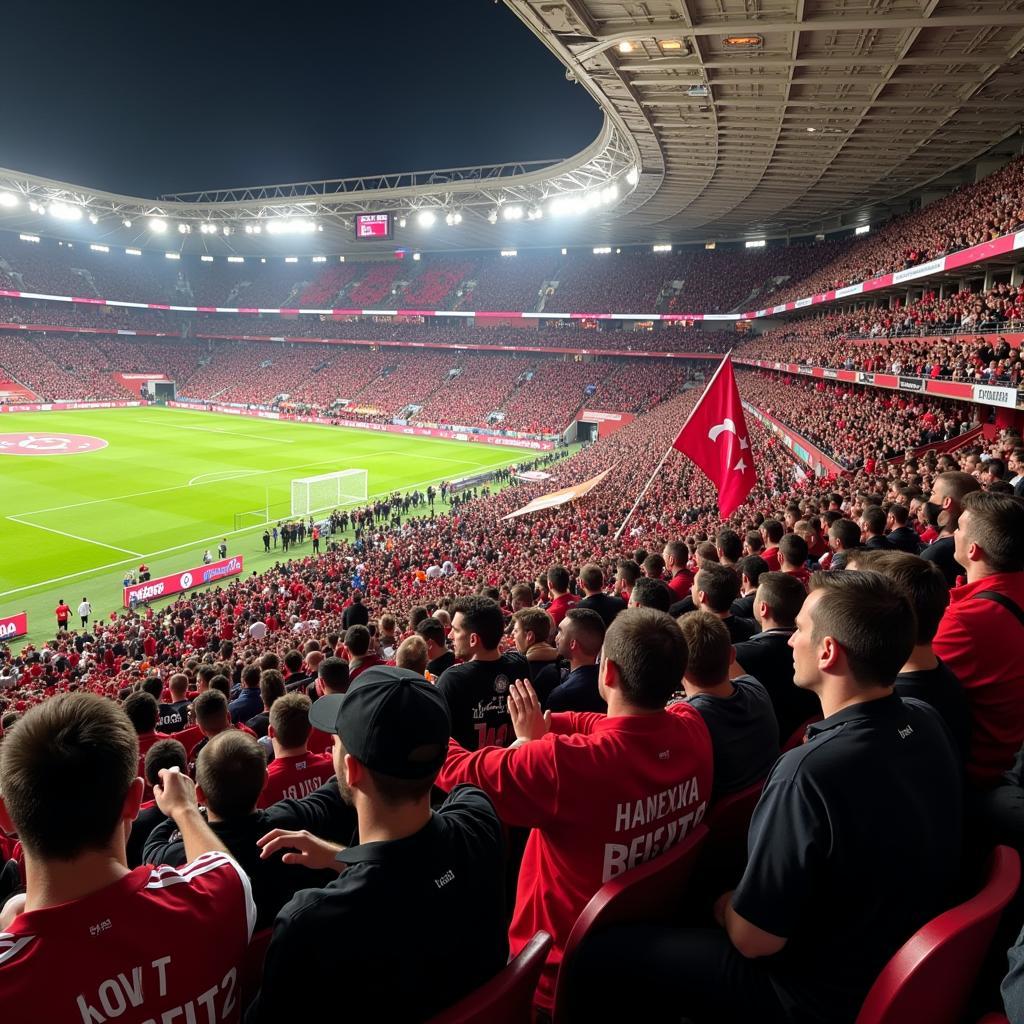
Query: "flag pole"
613 351 734 543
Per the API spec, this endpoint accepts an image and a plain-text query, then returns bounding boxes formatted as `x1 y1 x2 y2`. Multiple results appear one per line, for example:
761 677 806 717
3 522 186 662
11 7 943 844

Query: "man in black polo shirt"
733 572 820 742
920 470 981 585
247 667 507 1023
564 570 962 1024
576 563 627 627
416 616 455 677
688 563 757 643
436 595 528 750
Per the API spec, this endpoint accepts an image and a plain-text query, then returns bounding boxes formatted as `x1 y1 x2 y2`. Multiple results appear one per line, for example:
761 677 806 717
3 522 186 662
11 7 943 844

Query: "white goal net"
291 469 368 516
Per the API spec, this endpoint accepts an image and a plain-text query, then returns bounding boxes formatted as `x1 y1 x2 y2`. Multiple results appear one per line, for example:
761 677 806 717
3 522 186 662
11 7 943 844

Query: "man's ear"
124 776 144 823
268 725 276 740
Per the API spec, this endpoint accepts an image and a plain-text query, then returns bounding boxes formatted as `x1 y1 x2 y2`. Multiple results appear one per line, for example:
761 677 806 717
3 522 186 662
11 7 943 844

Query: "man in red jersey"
259 694 334 808
0 693 255 1022
544 565 579 627
54 599 71 632
437 608 713 1013
934 491 1024 787
663 540 694 599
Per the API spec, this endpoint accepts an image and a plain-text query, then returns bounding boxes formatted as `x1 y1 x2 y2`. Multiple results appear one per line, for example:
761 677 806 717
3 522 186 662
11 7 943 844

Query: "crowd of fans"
736 370 977 469
770 154 1024 303
4 336 1024 1020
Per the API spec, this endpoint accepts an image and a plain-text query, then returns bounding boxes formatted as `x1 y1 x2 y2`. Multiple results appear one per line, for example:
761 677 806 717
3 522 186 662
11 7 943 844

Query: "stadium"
2 0 1024 1019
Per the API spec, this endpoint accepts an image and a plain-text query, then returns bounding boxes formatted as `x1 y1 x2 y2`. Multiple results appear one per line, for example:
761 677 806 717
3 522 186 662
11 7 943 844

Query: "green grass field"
0 407 539 647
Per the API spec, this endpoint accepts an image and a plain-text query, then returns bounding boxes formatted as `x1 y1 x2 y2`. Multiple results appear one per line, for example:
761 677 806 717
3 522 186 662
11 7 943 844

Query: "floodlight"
165 252 180 260
855 224 870 235
89 244 109 253
398 216 407 228
445 211 463 226
500 249 517 257
228 256 245 263
527 206 543 220
593 246 611 255
178 223 191 234
487 209 498 224
19 234 40 243
626 167 639 186
745 239 766 249
416 210 436 228
201 255 214 262
266 218 314 235
88 213 99 225
222 226 232 235
122 218 133 228
0 193 18 208
502 205 524 221
312 255 327 262
285 256 298 263
49 202 83 221
618 40 633 53
125 248 142 255
652 244 672 253
412 252 421 261
149 218 168 233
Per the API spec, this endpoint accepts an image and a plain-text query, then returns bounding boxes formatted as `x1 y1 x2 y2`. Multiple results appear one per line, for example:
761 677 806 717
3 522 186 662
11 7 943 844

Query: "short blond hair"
395 635 429 674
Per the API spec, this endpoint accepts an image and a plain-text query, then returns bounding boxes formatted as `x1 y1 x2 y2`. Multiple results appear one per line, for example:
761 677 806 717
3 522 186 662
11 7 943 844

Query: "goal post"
291 469 368 517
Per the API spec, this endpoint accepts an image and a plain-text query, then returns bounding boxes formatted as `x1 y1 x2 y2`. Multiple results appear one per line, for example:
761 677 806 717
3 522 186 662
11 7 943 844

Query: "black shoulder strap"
976 590 1024 628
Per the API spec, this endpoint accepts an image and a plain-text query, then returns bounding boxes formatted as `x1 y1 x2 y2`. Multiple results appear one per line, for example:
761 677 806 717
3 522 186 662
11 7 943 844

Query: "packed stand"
770 154 1024 303
5 359 1024 1020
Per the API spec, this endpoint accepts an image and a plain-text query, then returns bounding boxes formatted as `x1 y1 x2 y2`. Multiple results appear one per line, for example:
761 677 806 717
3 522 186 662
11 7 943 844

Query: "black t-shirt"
436 651 529 750
896 659 970 762
577 592 628 627
427 650 456 677
342 603 370 629
723 614 758 644
732 694 962 1024
734 628 821 742
246 786 507 1024
145 779 356 931
686 676 780 797
157 700 188 733
921 535 963 587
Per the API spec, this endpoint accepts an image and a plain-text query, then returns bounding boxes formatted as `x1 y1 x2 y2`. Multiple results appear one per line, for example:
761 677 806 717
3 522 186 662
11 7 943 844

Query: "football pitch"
0 407 540 646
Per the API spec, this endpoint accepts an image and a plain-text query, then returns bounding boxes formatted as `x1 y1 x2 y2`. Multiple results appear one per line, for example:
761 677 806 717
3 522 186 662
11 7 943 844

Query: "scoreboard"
354 213 393 240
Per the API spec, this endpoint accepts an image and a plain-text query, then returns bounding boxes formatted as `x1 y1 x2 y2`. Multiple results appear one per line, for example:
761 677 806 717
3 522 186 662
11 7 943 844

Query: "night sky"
3 0 603 198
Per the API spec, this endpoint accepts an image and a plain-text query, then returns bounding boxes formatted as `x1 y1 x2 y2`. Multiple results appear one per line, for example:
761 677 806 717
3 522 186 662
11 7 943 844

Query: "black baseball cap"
308 666 451 780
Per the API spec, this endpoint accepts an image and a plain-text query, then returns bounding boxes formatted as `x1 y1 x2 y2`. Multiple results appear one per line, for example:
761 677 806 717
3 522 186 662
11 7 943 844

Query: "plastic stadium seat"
240 927 273 1009
855 846 1021 1024
706 780 765 844
699 781 765 893
552 823 710 1021
427 930 552 1024
782 716 821 752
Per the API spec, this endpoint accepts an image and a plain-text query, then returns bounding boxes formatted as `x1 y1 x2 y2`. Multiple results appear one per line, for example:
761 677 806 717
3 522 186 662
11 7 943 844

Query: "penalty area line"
5 515 143 558
0 456 529 600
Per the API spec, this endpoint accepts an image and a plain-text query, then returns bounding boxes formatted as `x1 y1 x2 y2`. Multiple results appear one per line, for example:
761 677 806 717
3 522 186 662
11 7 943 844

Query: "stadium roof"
514 0 1024 240
0 0 1023 255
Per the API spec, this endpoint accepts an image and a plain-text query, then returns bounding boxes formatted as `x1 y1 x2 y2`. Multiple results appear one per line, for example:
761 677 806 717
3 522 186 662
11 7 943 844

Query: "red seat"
428 930 552 1023
706 780 764 844
552 823 709 1022
240 927 273 1009
855 846 1021 1024
782 716 821 752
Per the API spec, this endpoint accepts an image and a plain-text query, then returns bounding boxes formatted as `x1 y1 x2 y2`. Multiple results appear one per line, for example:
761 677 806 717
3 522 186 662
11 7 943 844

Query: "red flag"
672 354 756 518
